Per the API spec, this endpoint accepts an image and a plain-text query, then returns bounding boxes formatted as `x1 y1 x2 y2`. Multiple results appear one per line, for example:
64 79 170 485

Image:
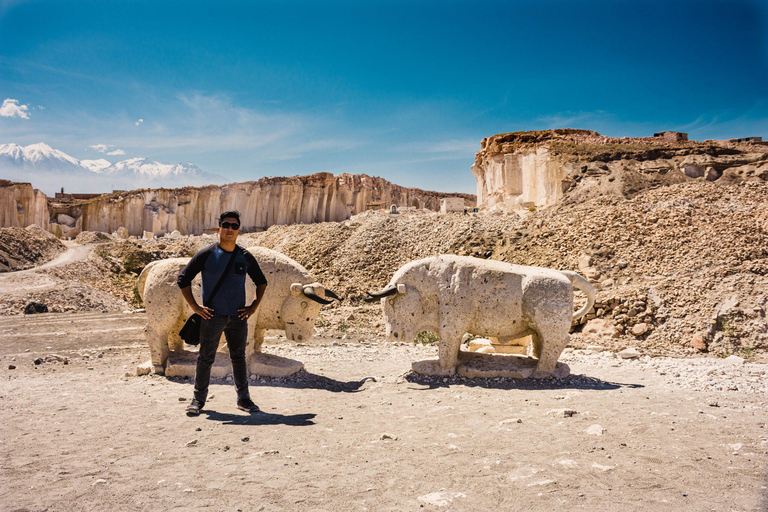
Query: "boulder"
619 347 641 359
690 332 708 351
582 319 620 338
114 227 129 240
24 302 48 314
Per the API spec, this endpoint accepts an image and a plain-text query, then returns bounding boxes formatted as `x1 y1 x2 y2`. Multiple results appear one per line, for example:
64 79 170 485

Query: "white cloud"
89 144 111 153
38 105 45 110
0 98 30 119
135 118 144 126
90 144 125 156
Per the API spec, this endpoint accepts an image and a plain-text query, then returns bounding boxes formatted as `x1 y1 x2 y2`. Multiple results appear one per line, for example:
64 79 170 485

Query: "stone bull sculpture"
367 255 595 378
137 246 340 375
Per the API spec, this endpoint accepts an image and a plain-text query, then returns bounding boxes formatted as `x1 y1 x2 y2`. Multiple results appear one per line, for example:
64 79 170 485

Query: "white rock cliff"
472 129 768 213
0 180 49 230
31 173 474 236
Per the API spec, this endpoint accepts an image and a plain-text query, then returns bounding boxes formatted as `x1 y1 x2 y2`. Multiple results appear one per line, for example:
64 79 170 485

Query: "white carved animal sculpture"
138 246 339 374
366 255 595 377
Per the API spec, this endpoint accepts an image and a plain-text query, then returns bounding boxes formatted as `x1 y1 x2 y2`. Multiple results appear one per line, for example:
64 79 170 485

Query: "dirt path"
0 242 92 295
1 312 766 511
33 241 93 271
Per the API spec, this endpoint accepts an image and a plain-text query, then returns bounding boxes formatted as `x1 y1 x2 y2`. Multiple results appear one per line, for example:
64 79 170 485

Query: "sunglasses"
219 222 240 230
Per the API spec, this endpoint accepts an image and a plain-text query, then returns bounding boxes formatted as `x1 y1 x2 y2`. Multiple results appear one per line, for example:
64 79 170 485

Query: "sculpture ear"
290 283 302 296
397 283 407 294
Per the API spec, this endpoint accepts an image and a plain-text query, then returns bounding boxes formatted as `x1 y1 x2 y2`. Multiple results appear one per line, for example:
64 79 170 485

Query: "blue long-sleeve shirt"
177 244 267 316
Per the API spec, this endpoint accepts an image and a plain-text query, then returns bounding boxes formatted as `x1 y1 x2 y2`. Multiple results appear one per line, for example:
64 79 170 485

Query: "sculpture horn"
303 286 334 305
323 288 343 302
364 285 398 302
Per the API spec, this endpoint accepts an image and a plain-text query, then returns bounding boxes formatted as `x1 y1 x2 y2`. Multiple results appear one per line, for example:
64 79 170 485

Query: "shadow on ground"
202 410 316 426
404 371 642 391
171 370 376 393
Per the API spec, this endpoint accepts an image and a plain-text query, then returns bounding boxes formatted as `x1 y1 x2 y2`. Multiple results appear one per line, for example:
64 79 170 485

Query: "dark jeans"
193 314 250 404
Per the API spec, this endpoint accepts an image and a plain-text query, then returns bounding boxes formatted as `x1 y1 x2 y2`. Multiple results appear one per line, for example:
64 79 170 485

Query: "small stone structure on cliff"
472 129 768 213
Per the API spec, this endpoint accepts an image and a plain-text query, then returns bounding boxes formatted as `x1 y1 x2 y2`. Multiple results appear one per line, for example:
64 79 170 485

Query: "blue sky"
1 0 766 194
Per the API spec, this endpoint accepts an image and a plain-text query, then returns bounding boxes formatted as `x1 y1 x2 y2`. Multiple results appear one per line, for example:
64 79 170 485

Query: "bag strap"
203 246 239 308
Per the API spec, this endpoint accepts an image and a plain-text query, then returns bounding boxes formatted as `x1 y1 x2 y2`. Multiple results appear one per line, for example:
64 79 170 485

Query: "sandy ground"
1 311 767 512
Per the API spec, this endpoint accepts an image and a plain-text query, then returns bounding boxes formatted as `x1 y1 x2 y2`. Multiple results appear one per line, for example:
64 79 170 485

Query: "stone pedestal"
412 351 569 379
248 352 304 377
164 349 232 379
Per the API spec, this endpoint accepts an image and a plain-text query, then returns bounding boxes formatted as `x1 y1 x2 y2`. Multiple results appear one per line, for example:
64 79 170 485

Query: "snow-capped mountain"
0 143 90 175
100 158 207 179
80 159 111 173
0 143 225 195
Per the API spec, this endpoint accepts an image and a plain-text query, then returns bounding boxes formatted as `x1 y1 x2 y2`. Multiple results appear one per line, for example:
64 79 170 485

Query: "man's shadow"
201 409 316 426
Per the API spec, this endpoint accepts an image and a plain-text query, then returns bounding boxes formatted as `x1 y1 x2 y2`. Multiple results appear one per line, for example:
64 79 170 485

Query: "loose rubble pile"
74 231 113 244
245 181 768 359
0 225 65 271
43 237 203 306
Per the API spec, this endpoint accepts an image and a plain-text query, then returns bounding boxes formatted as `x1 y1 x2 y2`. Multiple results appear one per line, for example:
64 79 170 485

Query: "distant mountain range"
0 143 226 195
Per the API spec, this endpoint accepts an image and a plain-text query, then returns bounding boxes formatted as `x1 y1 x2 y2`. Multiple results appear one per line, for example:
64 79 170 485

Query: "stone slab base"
165 350 232 379
411 359 456 376
248 352 304 378
413 351 569 379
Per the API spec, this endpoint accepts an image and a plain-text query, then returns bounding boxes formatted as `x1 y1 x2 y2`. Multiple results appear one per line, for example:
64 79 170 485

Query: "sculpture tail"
560 270 596 322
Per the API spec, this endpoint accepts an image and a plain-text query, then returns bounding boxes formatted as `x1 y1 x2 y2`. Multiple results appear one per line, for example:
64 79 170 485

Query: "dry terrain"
1 311 767 511
1 174 768 510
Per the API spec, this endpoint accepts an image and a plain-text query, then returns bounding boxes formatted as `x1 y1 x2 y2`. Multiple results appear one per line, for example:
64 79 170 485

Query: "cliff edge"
472 129 768 212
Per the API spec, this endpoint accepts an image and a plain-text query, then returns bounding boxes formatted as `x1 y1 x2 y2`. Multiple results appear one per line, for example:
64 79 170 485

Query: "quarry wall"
472 129 768 213
0 181 49 230
2 173 474 237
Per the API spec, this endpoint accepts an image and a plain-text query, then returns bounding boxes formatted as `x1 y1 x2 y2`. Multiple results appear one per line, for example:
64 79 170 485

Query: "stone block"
248 352 304 377
165 350 232 379
136 360 153 376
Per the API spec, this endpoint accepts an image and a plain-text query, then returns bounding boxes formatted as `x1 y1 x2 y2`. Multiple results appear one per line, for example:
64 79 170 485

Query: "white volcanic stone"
44 173 473 237
0 181 49 230
380 255 594 377
138 247 335 374
619 347 641 359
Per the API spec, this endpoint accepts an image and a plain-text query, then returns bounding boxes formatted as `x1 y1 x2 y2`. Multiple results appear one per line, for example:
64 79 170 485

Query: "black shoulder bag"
179 248 239 346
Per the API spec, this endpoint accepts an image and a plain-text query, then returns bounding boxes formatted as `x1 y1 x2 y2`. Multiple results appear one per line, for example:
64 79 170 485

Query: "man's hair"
219 210 241 224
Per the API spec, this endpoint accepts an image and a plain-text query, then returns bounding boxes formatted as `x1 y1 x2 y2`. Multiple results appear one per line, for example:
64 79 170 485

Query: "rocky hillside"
0 225 65 272
245 180 768 359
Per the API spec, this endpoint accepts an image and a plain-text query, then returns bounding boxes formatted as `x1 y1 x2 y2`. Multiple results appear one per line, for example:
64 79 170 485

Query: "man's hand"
238 302 259 320
181 286 213 319
192 304 214 320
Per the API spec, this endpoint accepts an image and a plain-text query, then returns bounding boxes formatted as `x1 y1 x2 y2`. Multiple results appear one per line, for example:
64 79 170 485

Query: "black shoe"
236 398 260 413
186 398 203 416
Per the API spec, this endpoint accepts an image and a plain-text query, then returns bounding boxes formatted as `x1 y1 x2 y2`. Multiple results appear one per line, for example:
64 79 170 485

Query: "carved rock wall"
0 180 49 230
472 129 768 212
472 146 566 211
62 173 475 236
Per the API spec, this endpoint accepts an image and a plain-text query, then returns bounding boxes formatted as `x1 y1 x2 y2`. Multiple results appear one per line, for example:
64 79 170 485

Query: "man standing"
177 211 267 416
